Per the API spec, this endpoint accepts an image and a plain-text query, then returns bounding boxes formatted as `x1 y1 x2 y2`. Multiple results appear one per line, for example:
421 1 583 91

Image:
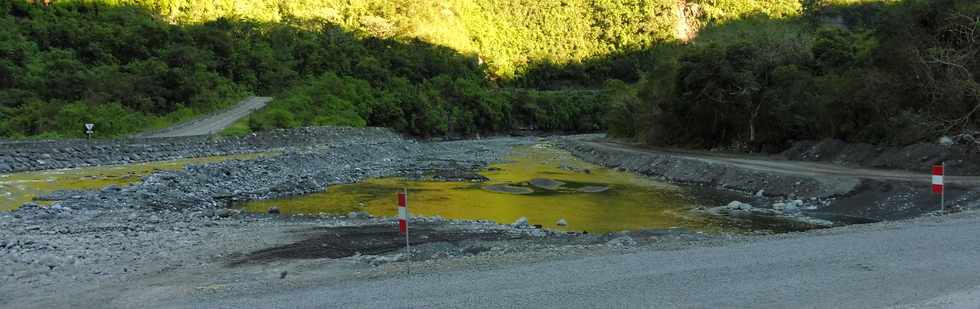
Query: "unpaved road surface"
138 96 271 138
572 135 980 186
156 213 980 309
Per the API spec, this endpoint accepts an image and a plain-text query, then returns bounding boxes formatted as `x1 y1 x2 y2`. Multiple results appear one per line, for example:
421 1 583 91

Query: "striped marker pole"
398 189 410 272
933 163 945 212
398 190 408 235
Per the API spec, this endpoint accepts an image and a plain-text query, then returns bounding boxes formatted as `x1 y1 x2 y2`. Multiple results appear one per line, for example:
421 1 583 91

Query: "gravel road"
138 96 271 138
571 135 980 186
157 212 980 309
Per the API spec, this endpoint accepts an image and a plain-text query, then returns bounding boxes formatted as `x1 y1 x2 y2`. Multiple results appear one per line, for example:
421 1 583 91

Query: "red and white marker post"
933 163 945 212
397 189 411 269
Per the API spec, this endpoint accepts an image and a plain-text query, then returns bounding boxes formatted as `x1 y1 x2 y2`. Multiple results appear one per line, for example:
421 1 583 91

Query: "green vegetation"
609 0 980 149
2 0 978 150
106 0 682 79
3 0 652 138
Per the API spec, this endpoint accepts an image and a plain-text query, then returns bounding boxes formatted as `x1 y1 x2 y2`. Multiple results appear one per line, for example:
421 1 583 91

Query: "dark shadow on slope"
517 0 980 155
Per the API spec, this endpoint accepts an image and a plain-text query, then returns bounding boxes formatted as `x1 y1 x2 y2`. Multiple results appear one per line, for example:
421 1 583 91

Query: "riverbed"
242 144 728 234
0 153 274 210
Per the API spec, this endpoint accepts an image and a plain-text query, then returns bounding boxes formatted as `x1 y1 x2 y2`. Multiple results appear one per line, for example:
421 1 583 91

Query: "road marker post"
932 163 945 212
398 189 410 274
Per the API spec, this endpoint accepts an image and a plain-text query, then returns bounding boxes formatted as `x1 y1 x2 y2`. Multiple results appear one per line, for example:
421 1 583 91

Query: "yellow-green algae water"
243 145 723 234
0 152 275 211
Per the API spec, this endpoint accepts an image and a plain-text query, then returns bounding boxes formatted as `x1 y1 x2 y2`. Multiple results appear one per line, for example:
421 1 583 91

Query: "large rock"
36 254 60 270
772 202 786 211
783 200 803 215
706 201 780 217
725 201 753 211
348 211 370 219
607 235 637 247
512 217 530 229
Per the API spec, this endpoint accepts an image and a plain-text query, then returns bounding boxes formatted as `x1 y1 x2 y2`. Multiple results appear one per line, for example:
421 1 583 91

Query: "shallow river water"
243 144 728 234
0 153 273 211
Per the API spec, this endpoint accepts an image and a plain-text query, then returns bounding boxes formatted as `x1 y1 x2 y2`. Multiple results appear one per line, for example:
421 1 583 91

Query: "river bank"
3 128 979 308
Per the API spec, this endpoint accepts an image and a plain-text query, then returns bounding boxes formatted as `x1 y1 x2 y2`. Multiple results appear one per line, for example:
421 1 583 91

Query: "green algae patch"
0 152 276 211
243 145 726 234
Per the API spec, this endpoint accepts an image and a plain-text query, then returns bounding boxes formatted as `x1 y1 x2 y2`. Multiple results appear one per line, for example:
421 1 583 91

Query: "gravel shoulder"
8 207 980 309
155 210 980 309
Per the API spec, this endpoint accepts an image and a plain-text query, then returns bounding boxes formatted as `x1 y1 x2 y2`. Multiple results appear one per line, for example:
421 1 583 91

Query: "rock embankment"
555 136 858 200
782 138 980 176
0 127 394 173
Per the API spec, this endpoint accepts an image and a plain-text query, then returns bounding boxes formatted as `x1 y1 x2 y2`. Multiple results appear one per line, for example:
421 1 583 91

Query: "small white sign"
84 123 94 130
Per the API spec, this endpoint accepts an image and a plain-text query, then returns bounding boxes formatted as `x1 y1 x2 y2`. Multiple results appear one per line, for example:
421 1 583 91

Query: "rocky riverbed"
5 130 715 308
3 128 978 308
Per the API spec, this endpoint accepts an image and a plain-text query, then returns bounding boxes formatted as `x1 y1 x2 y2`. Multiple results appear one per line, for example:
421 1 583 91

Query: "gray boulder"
607 235 637 247
512 217 530 229
726 201 753 211
782 200 804 215
348 211 370 219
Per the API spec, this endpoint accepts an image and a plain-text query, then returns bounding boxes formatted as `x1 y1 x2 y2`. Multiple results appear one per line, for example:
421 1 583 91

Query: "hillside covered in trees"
1 0 978 151
608 0 980 150
2 0 686 138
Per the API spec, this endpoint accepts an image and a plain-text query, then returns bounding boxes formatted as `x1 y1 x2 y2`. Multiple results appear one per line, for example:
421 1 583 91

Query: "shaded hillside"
605 0 980 150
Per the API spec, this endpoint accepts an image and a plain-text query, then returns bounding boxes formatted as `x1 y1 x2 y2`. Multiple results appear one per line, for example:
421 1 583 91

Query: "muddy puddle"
243 145 737 234
228 223 524 266
0 152 275 210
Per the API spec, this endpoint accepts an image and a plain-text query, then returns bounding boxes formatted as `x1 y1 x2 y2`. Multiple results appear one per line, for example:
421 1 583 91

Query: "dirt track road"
137 96 271 138
572 135 980 187
152 212 980 309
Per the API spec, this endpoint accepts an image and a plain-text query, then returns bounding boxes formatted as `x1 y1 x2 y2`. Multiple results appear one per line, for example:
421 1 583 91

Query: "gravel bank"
0 131 560 307
783 138 980 176
6 130 977 308
0 127 393 173
554 135 858 199
553 135 980 223
42 131 531 210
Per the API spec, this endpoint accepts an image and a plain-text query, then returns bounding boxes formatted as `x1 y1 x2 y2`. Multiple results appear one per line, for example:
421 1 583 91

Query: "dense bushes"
247 73 610 136
608 0 980 149
0 2 250 138
0 0 617 138
5 0 976 148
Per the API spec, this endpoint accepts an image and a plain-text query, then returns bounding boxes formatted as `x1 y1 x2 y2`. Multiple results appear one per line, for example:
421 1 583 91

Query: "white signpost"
84 123 94 139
